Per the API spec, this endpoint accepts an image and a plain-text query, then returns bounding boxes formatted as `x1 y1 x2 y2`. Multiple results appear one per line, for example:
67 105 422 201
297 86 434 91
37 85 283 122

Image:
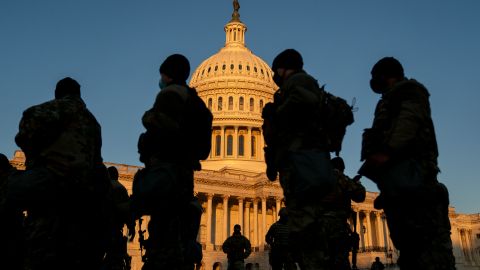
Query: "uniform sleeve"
142 90 185 132
276 79 319 120
348 179 366 203
222 237 231 254
243 237 252 258
15 102 63 155
386 97 428 154
265 224 275 245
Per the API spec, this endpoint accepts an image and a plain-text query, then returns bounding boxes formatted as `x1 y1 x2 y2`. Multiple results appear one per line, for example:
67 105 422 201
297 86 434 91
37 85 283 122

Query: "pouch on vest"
289 150 335 201
131 163 179 216
378 159 427 202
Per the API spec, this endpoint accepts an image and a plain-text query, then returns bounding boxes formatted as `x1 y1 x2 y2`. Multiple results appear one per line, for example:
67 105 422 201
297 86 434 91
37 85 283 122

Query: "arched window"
259 100 264 110
215 135 221 156
238 135 245 156
218 97 223 111
239 97 244 111
207 98 212 111
228 96 233 110
227 135 233 156
251 136 256 157
249 98 254 112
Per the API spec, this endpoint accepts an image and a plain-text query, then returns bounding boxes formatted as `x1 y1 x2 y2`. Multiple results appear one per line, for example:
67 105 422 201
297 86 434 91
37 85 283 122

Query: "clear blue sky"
1 0 479 213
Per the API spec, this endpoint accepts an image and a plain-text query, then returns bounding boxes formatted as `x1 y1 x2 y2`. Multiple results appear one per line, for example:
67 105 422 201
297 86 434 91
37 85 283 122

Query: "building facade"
8 2 480 269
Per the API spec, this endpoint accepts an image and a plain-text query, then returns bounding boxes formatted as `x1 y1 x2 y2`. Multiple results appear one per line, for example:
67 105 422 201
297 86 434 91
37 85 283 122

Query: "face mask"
273 72 283 87
159 79 167 90
370 77 388 94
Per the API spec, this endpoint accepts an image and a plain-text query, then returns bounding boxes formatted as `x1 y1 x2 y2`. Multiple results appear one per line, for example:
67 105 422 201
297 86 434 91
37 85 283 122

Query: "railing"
357 246 387 253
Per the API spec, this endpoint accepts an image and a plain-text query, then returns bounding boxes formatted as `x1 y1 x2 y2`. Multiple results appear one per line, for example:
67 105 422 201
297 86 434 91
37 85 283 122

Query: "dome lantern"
225 0 247 47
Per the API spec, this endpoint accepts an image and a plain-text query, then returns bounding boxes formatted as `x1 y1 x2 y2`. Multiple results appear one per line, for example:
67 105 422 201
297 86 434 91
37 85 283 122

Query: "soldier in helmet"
133 54 211 270
222 224 252 270
266 207 297 270
102 166 135 270
359 57 455 269
8 77 110 270
325 157 366 270
263 49 345 269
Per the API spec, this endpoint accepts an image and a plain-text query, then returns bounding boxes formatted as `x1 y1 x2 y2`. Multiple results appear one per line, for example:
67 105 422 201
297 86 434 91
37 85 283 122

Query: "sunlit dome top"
190 1 276 92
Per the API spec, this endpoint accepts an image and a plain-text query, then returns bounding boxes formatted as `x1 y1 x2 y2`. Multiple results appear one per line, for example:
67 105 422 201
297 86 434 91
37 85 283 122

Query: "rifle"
138 218 147 262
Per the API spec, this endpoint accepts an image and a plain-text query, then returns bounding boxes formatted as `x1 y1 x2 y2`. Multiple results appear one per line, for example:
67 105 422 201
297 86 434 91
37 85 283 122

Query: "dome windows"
218 97 223 111
246 65 250 71
239 64 242 70
259 99 264 110
222 64 226 71
230 64 234 71
227 135 233 156
249 98 254 112
214 65 218 72
228 96 234 110
239 97 244 111
238 135 245 156
215 135 221 156
207 98 212 111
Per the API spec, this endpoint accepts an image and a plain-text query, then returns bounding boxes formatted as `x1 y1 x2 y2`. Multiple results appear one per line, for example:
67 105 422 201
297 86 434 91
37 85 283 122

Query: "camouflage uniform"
263 71 335 270
135 83 198 270
0 155 24 270
265 219 297 270
361 78 455 270
222 230 252 270
320 168 366 270
103 167 135 270
10 91 109 270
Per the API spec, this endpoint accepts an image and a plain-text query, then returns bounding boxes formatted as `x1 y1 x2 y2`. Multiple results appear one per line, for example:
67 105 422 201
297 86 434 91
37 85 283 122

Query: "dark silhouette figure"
323 157 366 270
102 166 135 270
262 49 353 269
359 57 455 269
8 77 110 270
222 224 252 270
266 208 297 270
370 257 385 270
132 54 211 270
0 153 24 270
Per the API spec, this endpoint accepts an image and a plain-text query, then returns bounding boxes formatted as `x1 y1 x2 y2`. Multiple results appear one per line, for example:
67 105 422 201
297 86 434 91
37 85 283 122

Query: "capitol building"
9 2 480 270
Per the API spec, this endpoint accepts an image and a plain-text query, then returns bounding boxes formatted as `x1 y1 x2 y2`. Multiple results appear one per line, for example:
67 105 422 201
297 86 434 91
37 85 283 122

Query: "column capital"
275 197 283 202
253 197 259 203
244 201 252 207
222 194 230 201
237 197 244 203
207 193 214 199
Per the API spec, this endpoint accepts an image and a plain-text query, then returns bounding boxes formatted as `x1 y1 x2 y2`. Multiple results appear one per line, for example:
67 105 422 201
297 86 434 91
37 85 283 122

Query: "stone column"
275 198 282 221
245 201 251 240
366 211 373 248
261 197 267 250
376 212 385 249
259 130 264 161
355 211 361 236
234 126 239 158
238 198 244 230
220 126 225 157
211 130 215 158
223 195 229 242
253 198 259 247
359 211 366 249
206 194 213 249
247 127 252 158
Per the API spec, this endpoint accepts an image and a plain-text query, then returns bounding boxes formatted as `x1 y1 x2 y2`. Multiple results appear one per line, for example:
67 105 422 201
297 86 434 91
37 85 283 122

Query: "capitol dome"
190 4 277 172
